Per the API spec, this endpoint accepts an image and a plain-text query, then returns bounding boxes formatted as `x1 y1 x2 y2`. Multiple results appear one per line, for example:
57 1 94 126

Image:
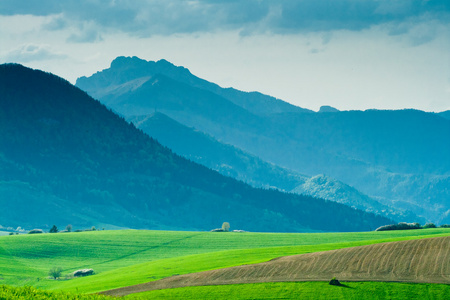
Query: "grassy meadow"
0 285 114 300
0 228 449 298
125 281 450 300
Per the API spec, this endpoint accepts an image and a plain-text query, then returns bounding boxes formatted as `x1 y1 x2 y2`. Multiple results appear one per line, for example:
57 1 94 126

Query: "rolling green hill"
1 228 448 294
111 235 449 296
125 282 450 300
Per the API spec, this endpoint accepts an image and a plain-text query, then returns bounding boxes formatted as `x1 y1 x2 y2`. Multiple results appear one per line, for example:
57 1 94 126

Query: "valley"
1 60 449 300
2 1 449 299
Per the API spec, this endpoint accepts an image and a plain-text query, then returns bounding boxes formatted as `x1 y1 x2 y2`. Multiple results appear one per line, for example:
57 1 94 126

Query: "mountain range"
0 63 391 232
130 112 419 222
76 56 450 224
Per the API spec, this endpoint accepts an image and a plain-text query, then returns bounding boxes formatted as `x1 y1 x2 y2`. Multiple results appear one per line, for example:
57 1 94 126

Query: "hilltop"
102 235 450 296
77 56 313 116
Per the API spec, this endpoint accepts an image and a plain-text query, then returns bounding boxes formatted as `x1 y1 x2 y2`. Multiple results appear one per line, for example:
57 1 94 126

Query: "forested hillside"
0 64 391 232
131 112 419 222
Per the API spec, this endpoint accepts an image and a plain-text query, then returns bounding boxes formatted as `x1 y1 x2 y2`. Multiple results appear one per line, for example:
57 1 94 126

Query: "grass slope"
106 236 449 296
1 229 448 294
125 282 450 300
0 285 113 300
59 235 447 294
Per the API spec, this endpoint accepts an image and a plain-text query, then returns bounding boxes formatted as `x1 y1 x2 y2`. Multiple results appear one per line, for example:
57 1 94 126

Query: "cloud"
42 15 68 31
1 44 67 63
384 12 450 47
309 48 321 54
66 21 103 43
0 0 62 16
1 0 448 38
67 30 103 43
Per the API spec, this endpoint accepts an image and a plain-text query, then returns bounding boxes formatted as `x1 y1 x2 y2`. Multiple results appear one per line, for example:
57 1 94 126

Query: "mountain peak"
77 56 313 116
77 56 193 91
109 56 188 75
319 105 339 113
110 56 148 68
155 58 174 66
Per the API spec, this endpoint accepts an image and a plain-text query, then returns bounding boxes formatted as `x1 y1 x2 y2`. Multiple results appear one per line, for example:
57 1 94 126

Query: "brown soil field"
102 236 450 297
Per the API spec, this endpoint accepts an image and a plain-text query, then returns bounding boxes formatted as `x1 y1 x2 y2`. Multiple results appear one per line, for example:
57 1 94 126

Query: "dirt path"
101 235 450 297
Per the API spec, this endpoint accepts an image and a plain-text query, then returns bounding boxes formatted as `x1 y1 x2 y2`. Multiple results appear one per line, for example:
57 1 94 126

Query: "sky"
1 0 449 112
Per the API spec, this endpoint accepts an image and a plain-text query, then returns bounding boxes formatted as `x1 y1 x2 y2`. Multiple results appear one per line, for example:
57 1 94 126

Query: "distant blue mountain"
438 110 450 120
77 56 312 116
318 105 340 113
129 112 307 191
130 112 420 222
76 57 450 224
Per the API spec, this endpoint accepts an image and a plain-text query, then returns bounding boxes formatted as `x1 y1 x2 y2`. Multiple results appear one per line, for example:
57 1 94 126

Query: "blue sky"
1 0 449 111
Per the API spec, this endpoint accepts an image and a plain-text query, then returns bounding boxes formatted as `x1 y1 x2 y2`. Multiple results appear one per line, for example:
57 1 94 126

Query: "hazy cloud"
1 0 449 38
309 48 321 54
1 44 67 63
66 21 104 43
67 30 103 43
42 15 68 31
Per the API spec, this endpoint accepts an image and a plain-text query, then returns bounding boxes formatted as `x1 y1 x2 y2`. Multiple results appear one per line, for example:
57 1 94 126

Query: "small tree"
65 224 72 232
48 267 63 280
49 225 58 233
222 222 230 232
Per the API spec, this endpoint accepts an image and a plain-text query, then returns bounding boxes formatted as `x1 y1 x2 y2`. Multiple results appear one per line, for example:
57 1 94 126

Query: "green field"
0 285 114 300
125 281 450 300
0 228 449 298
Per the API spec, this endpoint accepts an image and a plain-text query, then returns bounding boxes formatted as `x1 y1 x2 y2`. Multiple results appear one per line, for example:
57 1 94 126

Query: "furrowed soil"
102 235 450 297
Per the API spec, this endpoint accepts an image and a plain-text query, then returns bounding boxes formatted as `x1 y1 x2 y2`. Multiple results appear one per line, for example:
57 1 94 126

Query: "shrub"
48 267 63 280
439 224 450 228
329 277 341 286
375 222 421 231
73 269 95 277
28 229 44 234
423 223 437 229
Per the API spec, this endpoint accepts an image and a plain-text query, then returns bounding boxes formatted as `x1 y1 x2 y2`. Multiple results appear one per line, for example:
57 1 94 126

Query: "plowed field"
102 235 450 297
